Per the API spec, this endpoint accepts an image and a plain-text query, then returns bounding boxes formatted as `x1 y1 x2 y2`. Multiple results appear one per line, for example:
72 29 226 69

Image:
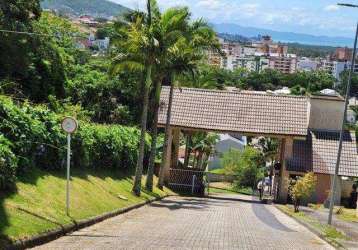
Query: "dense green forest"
287 43 337 58
41 0 130 17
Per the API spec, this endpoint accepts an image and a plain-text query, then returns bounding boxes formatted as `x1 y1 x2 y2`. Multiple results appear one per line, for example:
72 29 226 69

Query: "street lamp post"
327 3 358 225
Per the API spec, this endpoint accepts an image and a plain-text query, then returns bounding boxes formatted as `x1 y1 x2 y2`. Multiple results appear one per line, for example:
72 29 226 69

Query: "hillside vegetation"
41 0 131 17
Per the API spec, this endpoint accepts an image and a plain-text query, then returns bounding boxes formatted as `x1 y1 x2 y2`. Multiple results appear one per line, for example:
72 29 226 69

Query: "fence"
168 168 207 195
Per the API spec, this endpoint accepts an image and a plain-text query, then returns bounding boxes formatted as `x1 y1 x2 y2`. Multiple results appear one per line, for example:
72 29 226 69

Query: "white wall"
208 134 246 170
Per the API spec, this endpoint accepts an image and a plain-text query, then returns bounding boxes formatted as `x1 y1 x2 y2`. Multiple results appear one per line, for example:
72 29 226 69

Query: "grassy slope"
277 205 348 248
0 168 170 246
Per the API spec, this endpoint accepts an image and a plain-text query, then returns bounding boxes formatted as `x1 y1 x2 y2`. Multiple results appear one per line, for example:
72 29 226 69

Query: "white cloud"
238 3 259 17
324 4 339 12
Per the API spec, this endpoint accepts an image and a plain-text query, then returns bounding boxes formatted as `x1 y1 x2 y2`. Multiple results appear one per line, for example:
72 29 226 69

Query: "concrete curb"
274 204 342 249
5 195 168 250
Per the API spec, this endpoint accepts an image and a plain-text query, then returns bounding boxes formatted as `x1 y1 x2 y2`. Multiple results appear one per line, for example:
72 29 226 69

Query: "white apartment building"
322 60 358 80
209 36 297 74
297 57 319 72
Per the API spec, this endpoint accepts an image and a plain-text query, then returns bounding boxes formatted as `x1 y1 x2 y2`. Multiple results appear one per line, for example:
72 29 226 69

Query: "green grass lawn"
209 168 227 175
0 168 171 247
208 182 253 196
308 203 358 223
337 208 358 223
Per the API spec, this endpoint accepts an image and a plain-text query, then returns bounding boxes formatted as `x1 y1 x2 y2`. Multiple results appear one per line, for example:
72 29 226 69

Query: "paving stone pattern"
33 194 334 250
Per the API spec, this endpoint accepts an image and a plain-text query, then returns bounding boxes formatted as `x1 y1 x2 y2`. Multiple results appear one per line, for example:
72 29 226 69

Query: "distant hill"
212 23 353 47
217 33 251 44
41 0 131 18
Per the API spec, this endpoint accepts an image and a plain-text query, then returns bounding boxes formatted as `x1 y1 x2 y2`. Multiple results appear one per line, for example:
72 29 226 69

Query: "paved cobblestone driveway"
33 194 334 250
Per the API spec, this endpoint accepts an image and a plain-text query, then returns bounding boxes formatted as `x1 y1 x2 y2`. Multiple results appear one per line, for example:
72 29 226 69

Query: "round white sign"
61 117 78 134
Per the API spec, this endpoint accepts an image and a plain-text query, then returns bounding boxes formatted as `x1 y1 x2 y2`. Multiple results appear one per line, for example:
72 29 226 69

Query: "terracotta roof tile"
287 130 358 177
311 130 358 176
158 87 308 136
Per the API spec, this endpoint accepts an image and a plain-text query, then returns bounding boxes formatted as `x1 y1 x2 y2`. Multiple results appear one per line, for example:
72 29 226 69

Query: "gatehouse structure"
158 86 358 204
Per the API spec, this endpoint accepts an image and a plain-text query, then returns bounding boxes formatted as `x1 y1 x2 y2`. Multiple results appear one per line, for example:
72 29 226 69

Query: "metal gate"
168 169 207 195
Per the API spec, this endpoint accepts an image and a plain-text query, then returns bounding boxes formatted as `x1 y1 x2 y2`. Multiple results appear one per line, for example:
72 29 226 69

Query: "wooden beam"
161 125 306 140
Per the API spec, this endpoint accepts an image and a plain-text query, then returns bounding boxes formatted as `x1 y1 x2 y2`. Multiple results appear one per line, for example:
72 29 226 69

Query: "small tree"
221 147 264 190
290 172 317 212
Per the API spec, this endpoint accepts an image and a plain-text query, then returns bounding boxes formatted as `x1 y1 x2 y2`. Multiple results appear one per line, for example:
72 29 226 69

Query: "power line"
0 29 86 39
0 29 52 37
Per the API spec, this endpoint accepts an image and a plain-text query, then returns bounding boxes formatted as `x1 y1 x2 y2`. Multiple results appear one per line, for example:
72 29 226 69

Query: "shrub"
0 96 66 171
72 124 148 170
221 147 265 190
0 95 149 189
290 172 317 212
0 135 18 190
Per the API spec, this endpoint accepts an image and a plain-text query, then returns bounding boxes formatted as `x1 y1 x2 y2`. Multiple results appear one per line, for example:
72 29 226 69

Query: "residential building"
334 47 352 61
208 134 246 170
322 59 358 80
209 35 297 73
268 53 297 74
79 15 99 27
297 57 319 71
93 37 110 51
252 35 288 55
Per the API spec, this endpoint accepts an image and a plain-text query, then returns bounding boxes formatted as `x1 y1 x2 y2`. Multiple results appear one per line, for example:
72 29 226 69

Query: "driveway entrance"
33 194 333 250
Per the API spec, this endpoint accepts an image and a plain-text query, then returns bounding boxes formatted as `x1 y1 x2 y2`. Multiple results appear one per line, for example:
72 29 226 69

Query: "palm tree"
145 5 193 191
157 20 221 188
111 0 156 196
190 132 219 170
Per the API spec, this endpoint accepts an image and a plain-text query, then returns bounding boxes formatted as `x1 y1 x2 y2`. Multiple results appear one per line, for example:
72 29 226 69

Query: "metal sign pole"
66 133 71 216
61 116 77 217
328 21 358 225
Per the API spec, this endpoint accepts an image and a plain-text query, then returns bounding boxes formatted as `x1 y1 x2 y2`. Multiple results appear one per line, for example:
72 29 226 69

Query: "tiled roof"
158 87 308 136
311 130 358 176
287 130 358 177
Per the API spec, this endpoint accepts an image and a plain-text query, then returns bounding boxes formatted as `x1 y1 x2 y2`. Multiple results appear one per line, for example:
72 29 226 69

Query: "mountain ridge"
41 0 131 18
212 23 354 47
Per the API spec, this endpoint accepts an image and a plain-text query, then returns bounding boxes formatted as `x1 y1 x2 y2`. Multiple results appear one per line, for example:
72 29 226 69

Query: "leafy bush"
0 95 148 189
221 147 265 189
0 96 66 171
290 172 317 212
72 124 149 170
0 135 18 190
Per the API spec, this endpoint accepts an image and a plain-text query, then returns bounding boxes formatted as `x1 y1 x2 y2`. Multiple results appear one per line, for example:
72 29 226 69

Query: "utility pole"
328 3 358 225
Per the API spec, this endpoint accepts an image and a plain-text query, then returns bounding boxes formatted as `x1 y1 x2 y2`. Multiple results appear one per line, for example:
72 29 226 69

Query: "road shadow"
207 195 261 204
149 196 241 210
0 188 16 247
251 201 295 232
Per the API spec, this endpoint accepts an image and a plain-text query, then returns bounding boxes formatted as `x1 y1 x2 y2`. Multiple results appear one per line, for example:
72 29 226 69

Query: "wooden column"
163 128 173 183
171 128 181 169
278 138 293 203
183 132 191 168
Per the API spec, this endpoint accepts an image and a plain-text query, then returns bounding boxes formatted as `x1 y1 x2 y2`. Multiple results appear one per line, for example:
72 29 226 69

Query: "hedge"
0 95 148 190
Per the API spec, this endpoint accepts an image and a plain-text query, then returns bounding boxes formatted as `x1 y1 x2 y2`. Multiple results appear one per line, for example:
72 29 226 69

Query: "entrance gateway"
158 86 358 203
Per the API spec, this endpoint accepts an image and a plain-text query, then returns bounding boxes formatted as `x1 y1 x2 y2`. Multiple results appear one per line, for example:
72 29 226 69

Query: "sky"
109 0 358 38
